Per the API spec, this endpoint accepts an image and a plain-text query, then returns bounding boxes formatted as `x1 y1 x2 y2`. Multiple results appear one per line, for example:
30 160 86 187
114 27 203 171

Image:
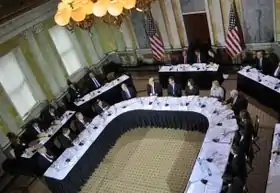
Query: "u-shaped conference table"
43 96 238 193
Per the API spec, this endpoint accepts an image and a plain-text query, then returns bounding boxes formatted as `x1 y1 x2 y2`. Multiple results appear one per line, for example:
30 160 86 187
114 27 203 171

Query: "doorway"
183 13 210 45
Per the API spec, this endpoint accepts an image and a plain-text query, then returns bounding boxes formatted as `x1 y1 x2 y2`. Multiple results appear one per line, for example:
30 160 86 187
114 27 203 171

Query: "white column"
78 29 101 64
151 0 171 49
205 0 215 45
36 30 67 91
25 26 61 96
120 18 135 51
208 0 226 46
90 27 105 59
162 0 182 48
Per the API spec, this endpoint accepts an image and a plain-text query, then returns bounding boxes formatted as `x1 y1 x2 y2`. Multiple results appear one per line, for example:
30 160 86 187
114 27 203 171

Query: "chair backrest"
253 115 260 138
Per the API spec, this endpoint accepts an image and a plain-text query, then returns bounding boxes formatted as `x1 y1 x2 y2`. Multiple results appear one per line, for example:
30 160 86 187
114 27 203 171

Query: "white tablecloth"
21 111 76 158
158 63 219 72
44 96 237 193
266 124 280 193
238 66 280 93
74 74 130 106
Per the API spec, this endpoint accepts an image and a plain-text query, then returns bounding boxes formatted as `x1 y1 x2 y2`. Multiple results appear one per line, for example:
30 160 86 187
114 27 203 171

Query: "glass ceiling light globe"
55 11 71 26
58 2 71 10
62 0 74 3
71 7 86 22
81 0 94 15
92 0 108 17
120 0 136 9
107 0 123 17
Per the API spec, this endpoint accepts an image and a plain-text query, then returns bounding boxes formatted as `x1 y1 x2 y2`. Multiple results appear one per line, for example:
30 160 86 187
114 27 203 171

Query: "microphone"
138 97 144 105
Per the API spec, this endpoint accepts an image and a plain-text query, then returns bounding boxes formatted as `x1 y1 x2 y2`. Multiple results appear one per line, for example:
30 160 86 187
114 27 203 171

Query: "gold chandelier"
54 0 154 30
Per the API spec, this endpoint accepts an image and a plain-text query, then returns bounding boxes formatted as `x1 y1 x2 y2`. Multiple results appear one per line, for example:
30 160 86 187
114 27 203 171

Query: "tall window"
49 26 83 75
0 52 36 117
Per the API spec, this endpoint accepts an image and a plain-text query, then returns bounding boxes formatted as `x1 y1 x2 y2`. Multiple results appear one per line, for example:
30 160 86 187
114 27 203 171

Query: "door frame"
181 0 214 46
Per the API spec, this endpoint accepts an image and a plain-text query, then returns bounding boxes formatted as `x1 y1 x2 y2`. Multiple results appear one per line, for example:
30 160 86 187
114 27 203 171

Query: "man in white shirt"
147 77 163 96
274 62 280 78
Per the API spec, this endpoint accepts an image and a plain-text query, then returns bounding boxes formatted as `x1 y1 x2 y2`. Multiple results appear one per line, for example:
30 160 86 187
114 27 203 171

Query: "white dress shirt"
33 125 41 133
91 77 100 88
210 87 224 99
274 66 280 77
125 88 131 98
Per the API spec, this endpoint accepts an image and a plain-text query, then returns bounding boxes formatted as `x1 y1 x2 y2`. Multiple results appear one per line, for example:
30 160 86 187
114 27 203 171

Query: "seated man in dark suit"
50 100 66 117
74 112 92 133
67 80 81 102
21 120 47 143
254 50 272 75
192 49 208 64
121 83 136 100
226 177 244 193
167 76 182 97
58 128 76 150
92 99 110 115
225 90 248 116
88 71 104 90
43 106 60 126
228 144 247 182
147 77 163 97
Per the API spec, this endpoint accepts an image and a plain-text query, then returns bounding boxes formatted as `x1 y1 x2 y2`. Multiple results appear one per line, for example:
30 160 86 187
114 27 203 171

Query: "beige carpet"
79 128 204 193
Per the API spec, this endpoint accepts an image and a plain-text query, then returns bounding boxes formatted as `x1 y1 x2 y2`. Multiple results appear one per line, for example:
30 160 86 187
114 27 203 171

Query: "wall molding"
0 0 57 44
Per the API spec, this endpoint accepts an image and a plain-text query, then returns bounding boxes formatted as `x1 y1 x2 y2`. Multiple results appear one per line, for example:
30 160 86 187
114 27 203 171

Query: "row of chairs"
223 115 260 193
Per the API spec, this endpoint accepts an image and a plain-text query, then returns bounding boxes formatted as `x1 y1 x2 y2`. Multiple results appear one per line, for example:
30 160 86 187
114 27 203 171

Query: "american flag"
145 10 165 61
225 1 244 58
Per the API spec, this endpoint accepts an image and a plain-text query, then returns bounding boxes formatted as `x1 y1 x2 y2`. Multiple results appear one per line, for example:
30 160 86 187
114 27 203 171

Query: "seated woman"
210 80 225 101
185 79 199 96
7 132 27 159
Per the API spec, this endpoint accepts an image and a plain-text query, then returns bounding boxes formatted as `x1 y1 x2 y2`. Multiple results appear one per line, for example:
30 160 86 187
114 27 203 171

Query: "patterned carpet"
79 128 204 193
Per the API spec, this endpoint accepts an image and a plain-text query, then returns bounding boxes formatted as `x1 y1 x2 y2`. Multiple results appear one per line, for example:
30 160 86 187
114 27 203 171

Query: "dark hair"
7 132 18 144
67 79 73 86
239 110 252 123
168 76 174 81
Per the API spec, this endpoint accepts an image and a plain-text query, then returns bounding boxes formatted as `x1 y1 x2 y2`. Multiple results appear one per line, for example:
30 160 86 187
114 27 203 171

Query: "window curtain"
49 26 84 75
0 52 36 117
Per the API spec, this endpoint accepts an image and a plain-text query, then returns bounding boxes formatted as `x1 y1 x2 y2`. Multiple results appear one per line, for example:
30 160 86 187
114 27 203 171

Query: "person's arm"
219 88 224 99
158 84 163 96
178 85 182 97
146 85 150 96
167 86 171 96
